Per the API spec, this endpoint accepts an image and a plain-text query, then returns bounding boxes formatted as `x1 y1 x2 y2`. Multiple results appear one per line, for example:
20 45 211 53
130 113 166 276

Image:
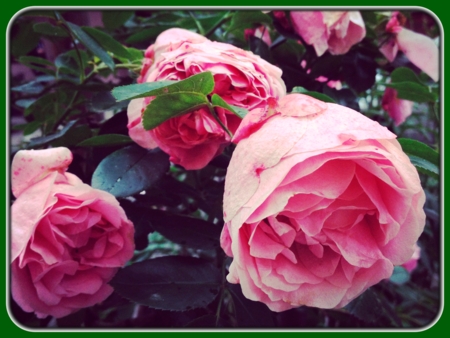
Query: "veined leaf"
64 21 115 70
112 71 214 101
82 27 131 59
386 82 437 103
398 138 439 179
91 145 169 198
142 92 209 130
211 94 248 118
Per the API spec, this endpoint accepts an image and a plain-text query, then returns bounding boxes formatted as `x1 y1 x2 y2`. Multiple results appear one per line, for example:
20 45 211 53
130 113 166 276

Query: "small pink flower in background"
11 148 134 318
382 87 414 126
290 11 366 57
380 11 439 82
222 93 425 311
244 26 272 46
402 243 421 273
128 28 286 170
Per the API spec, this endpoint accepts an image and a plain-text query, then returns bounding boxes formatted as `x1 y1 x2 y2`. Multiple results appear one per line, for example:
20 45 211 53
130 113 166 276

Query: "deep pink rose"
127 28 286 170
221 94 426 311
382 87 414 126
11 148 135 318
290 11 366 57
380 12 439 82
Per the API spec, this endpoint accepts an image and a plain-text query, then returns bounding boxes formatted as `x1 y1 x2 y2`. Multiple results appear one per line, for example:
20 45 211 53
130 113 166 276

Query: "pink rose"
382 87 414 126
10 148 135 318
380 12 439 82
290 11 366 57
127 28 286 170
221 94 426 311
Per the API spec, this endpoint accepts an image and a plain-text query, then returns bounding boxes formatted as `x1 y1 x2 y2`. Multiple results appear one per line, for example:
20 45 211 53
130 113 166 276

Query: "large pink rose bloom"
380 12 439 82
290 11 366 57
221 94 426 311
127 28 286 170
10 148 135 318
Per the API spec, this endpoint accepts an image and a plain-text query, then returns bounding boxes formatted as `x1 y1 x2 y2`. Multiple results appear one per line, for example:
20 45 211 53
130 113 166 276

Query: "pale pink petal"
380 37 399 62
11 147 72 198
397 27 439 81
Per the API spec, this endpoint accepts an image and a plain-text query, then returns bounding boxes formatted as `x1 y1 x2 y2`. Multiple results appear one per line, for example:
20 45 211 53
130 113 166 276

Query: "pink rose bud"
382 87 414 126
221 94 426 311
380 12 439 82
290 11 366 57
10 148 135 318
127 28 286 170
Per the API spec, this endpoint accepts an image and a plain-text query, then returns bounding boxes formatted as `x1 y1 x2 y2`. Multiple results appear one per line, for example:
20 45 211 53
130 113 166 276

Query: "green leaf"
91 145 169 198
140 208 221 250
18 55 53 67
125 47 144 62
55 50 89 77
77 134 133 147
291 87 337 103
11 21 41 57
27 120 78 148
65 21 115 70
397 138 439 179
112 81 176 102
15 99 35 109
33 22 69 37
390 67 423 84
55 53 80 76
82 27 131 60
226 11 272 39
125 26 172 44
386 82 437 103
109 256 221 311
211 94 248 118
142 92 209 130
23 121 42 136
11 75 55 95
102 11 134 31
51 125 92 148
390 266 410 285
89 91 130 112
112 71 214 102
18 56 55 76
24 92 60 118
